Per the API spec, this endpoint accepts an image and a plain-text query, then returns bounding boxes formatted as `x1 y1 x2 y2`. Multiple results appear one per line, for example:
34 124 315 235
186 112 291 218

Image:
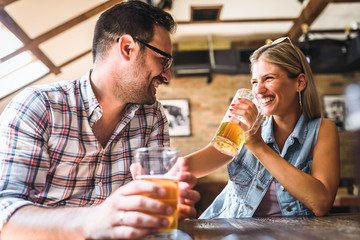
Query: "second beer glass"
211 88 262 156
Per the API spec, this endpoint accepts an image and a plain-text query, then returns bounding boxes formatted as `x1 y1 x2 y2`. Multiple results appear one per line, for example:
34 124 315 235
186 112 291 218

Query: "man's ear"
117 34 136 61
296 73 307 92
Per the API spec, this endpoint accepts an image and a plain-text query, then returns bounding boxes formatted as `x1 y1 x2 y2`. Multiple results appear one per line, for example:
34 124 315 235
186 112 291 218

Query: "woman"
184 37 340 217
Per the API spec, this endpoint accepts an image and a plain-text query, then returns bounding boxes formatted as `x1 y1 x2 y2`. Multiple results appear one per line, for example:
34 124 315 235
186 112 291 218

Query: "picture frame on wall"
159 99 191 137
322 94 346 131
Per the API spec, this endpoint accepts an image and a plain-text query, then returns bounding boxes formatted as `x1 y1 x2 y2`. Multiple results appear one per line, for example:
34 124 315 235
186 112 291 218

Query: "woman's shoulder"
319 118 337 129
306 117 336 130
318 118 339 139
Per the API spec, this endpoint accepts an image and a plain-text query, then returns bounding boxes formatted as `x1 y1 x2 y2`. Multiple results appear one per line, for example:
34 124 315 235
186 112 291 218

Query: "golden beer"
212 121 245 156
137 175 178 232
211 88 262 156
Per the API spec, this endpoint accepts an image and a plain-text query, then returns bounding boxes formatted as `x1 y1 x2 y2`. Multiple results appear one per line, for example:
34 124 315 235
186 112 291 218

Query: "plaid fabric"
0 71 169 229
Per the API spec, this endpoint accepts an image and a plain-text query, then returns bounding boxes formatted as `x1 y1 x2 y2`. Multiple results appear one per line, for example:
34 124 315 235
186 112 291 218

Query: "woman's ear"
117 34 136 61
296 73 307 92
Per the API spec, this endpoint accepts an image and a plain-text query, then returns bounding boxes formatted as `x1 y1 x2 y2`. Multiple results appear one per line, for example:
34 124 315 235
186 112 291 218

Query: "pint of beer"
133 147 180 233
211 89 262 156
136 175 178 232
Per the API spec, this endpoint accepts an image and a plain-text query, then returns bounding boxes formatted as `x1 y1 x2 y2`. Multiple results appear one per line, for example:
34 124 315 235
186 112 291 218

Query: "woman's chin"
262 109 271 116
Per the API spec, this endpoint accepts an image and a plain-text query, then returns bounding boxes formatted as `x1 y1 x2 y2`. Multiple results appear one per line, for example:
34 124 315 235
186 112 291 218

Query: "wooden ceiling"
1 0 360 76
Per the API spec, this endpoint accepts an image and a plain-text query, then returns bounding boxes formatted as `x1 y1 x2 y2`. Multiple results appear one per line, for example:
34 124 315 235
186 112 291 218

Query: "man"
0 1 200 239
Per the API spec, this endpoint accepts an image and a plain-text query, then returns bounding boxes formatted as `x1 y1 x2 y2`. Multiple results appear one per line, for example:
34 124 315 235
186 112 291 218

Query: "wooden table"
177 213 360 240
1 214 358 240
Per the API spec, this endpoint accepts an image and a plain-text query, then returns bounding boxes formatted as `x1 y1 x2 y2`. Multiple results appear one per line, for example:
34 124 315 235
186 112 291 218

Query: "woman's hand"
229 98 263 140
165 157 200 220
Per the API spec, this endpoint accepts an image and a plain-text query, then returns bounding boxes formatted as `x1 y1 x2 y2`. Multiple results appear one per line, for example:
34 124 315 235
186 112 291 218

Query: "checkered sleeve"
0 88 51 229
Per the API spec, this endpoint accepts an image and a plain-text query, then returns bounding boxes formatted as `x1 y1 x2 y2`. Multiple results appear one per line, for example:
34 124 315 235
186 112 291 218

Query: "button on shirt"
0 71 170 229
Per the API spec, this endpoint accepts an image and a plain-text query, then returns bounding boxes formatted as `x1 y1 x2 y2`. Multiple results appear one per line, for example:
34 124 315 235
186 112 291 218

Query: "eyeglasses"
266 36 295 48
133 37 173 72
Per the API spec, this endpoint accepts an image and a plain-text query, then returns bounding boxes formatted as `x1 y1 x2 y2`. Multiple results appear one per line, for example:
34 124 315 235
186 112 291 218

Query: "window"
0 23 49 99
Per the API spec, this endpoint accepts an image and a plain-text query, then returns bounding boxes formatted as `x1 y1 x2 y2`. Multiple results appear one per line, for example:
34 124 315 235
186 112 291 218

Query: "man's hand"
130 157 201 220
84 180 173 239
1 180 171 240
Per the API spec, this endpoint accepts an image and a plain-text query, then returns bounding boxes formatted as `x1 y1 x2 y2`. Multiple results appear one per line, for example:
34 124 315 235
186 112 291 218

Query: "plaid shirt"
0 71 170 229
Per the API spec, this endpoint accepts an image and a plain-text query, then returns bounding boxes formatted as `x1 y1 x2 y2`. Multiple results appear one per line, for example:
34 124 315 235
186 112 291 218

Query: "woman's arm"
245 118 340 216
183 144 233 178
183 98 261 178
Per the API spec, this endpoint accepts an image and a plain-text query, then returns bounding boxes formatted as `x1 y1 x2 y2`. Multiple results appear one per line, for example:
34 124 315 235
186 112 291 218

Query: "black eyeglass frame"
116 37 173 72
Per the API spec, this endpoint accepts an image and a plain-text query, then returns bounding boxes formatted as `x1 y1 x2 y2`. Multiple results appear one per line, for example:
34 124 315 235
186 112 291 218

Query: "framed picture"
159 99 191 137
322 95 346 131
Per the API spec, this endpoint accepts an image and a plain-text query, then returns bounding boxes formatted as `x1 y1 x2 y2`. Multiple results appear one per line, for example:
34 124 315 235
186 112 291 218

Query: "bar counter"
178 213 360 240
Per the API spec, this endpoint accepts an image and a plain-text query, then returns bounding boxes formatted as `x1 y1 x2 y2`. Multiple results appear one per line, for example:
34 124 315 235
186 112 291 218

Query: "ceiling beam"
0 0 123 73
59 50 92 69
177 17 296 25
29 0 124 48
2 0 123 60
0 8 60 74
287 0 331 41
2 0 360 75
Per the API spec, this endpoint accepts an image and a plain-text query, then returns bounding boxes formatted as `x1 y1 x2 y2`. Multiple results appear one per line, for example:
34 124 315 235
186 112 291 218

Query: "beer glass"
211 88 262 156
133 146 180 234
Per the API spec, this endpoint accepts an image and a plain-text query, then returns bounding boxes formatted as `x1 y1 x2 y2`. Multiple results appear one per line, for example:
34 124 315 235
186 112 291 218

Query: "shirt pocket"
228 161 254 193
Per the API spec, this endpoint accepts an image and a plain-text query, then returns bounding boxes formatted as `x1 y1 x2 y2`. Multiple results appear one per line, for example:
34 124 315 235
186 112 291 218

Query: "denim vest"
200 114 321 219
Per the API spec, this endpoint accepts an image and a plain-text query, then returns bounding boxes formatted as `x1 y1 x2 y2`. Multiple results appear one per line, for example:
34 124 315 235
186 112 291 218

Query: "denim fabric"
200 114 321 218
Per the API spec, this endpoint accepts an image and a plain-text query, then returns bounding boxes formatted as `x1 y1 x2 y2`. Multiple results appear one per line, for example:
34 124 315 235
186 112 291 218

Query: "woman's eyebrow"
262 73 279 77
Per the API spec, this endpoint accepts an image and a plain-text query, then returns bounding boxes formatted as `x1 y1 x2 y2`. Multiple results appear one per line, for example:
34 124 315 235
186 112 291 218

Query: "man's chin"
136 97 156 105
146 99 156 105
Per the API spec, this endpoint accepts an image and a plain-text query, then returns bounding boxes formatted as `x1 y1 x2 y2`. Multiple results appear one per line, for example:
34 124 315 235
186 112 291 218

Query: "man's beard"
113 71 164 106
138 74 165 105
112 52 165 105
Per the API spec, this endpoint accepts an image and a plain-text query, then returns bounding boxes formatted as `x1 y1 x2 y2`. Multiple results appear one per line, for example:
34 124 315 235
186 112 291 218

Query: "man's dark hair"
92 0 176 62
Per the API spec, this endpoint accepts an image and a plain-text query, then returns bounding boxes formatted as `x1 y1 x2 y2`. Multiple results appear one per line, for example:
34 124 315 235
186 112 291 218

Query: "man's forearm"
1 205 89 240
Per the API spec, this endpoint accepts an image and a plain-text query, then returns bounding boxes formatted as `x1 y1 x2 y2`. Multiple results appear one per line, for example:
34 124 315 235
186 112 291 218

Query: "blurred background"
1 0 360 214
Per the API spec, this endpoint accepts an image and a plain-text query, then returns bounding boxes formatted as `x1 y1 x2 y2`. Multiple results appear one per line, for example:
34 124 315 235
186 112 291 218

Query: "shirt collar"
80 70 102 121
80 70 144 122
262 114 308 145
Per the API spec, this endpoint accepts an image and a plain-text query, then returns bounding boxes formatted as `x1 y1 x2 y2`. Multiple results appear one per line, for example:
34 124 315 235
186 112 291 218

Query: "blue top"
200 114 322 218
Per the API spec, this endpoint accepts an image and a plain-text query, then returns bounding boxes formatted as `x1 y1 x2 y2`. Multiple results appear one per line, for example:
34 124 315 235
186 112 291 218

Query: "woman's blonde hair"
250 40 322 119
